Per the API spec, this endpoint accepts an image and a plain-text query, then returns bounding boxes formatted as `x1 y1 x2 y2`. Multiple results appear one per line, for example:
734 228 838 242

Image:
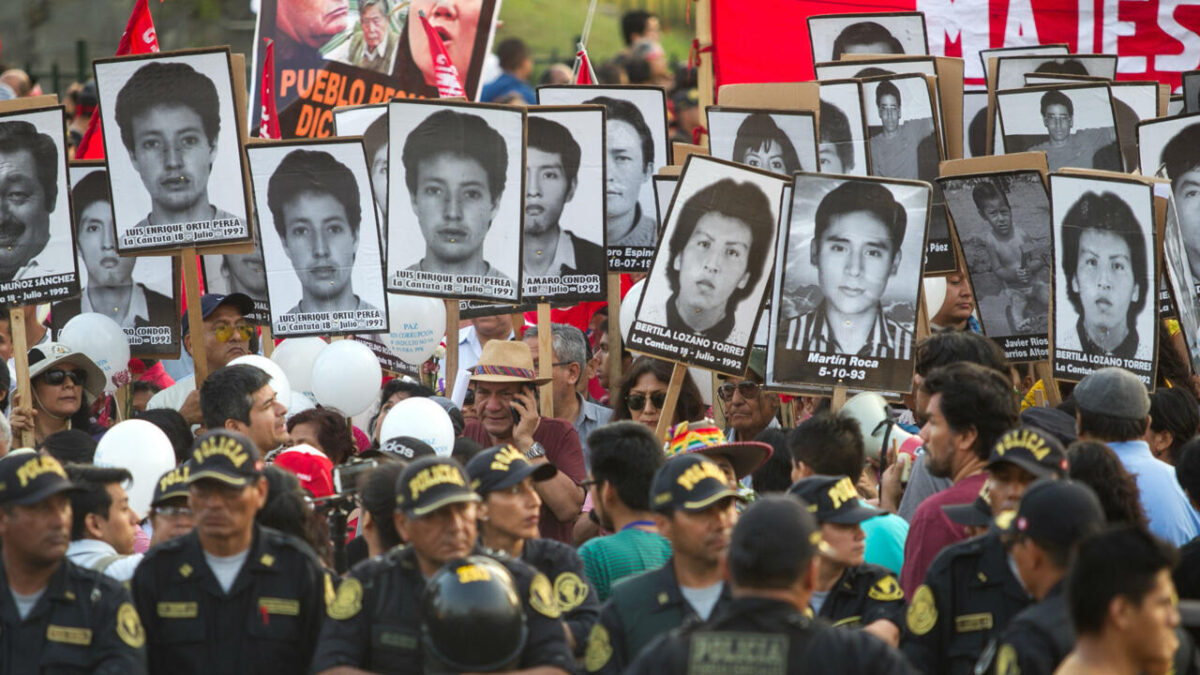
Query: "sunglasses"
627 391 667 411
42 368 87 386
213 323 255 343
717 381 761 402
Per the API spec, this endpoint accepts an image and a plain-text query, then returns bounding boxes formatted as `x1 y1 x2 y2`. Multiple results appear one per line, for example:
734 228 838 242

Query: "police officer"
627 495 915 674
903 426 1067 675
132 430 331 674
147 464 195 547
467 444 600 655
311 455 575 674
585 453 740 674
789 475 905 644
0 452 148 674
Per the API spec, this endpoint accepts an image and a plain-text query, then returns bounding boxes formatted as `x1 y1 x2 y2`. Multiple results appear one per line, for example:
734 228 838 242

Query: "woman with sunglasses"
611 356 706 430
10 342 106 446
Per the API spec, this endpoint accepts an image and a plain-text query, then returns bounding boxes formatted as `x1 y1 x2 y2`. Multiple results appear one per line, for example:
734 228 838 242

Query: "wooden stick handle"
537 303 554 418
10 307 32 448
654 363 688 441
444 300 460 396
182 249 208 384
606 273 622 399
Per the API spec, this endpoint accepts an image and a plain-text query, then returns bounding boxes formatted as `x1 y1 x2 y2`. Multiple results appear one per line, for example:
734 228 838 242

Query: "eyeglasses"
212 323 255 343
717 381 761 402
41 368 86 386
152 506 193 519
627 391 667 411
581 478 598 491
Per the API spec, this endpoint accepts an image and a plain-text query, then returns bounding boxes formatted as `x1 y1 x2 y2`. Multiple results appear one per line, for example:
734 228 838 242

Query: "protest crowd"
4 0 1200 673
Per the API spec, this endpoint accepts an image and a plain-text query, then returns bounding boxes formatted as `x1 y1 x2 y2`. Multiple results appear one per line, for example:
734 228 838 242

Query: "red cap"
273 445 334 498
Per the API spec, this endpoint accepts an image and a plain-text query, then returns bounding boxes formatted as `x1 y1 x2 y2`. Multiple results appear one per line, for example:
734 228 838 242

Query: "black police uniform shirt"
310 544 575 673
584 556 733 675
131 524 330 675
977 581 1072 675
814 562 905 629
0 556 147 675
902 531 1031 675
625 596 917 675
518 536 601 655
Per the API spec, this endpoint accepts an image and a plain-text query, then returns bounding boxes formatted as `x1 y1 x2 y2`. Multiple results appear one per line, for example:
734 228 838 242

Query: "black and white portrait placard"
52 163 178 356
628 156 787 376
0 105 80 307
1163 193 1200 371
653 175 678 236
92 48 251 254
1183 70 1200 114
997 85 1121 173
817 80 869 176
332 103 389 248
386 100 524 303
767 173 929 394
537 85 670 272
808 12 928 64
978 44 1069 85
247 139 388 338
813 56 937 84
707 107 818 175
200 231 269 325
1108 82 1160 172
939 171 1051 362
1050 174 1156 385
993 54 1117 92
962 90 989 158
522 106 606 302
1137 113 1200 182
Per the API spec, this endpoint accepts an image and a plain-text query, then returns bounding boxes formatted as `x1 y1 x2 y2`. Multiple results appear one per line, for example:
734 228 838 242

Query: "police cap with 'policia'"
151 464 191 507
395 456 481 516
651 453 744 513
0 452 83 506
788 475 883 524
186 429 263 488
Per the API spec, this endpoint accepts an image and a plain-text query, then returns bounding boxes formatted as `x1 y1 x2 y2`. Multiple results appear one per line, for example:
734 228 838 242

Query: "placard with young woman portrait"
706 107 818 175
0 103 80 307
386 100 524 303
767 173 930 395
939 170 1051 362
1050 173 1156 385
246 138 388 338
628 156 788 376
52 163 179 357
537 85 670 272
92 48 252 254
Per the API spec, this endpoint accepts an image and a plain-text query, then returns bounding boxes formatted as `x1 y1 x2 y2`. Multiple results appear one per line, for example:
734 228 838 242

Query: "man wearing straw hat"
462 339 586 543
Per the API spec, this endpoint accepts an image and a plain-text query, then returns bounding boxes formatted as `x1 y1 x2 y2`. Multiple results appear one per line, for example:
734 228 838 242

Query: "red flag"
76 0 160 159
258 38 281 140
418 10 466 98
574 47 596 85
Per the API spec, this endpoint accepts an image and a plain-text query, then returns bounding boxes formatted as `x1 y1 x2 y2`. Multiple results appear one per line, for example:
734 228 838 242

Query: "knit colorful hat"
664 419 773 481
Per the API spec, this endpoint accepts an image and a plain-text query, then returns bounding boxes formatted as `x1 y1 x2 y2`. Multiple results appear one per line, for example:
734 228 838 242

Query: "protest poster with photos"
653 174 679 229
333 102 389 249
940 170 1051 362
52 162 179 357
537 85 670 272
628 156 788 376
249 0 502 138
246 138 388 338
978 45 1070 86
93 48 252 254
706 107 819 174
386 99 524 304
816 79 869 176
1050 173 1157 385
1163 193 1200 372
1183 70 1200 113
766 173 929 395
962 90 989 159
807 12 928 65
996 84 1122 173
1137 112 1200 181
0 103 80 308
200 230 270 325
522 106 607 303
987 54 1118 154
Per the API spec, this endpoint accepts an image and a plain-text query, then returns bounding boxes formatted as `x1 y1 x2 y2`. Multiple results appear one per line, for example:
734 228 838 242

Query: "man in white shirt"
64 465 142 582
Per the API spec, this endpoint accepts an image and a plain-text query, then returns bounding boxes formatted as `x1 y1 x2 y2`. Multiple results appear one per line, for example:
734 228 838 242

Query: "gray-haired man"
524 323 611 468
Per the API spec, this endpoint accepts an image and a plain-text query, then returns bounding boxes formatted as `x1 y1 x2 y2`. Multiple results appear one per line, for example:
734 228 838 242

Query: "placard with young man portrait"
1140 115 1200 300
807 12 929 64
0 104 80 307
816 80 870 176
93 48 252 253
1163 193 1200 372
247 138 388 337
997 84 1122 173
386 100 525 303
628 155 788 376
767 173 929 395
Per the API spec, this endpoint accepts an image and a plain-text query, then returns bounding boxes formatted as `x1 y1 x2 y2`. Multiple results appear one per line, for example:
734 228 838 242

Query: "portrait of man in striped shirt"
781 180 913 359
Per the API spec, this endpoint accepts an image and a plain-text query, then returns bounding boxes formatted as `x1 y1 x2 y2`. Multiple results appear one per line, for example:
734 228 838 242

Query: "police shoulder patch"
906 584 937 636
328 577 363 620
584 623 612 672
554 572 589 612
996 643 1020 675
116 602 145 649
868 575 904 602
529 572 561 618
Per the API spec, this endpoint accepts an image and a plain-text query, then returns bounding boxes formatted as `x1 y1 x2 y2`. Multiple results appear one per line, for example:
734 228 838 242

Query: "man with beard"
115 62 243 238
585 454 739 674
0 120 71 281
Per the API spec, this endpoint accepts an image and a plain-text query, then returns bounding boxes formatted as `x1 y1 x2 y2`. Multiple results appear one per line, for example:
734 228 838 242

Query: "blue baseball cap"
182 293 254 335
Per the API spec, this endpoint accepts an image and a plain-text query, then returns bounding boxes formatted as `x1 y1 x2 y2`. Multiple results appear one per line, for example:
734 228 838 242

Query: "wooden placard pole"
1033 361 1061 406
654 363 688 441
444 300 460 396
536 303 554 418
711 377 725 429
10 307 32 448
261 326 274 358
830 385 848 414
606 272 622 397
114 386 129 422
182 248 208 385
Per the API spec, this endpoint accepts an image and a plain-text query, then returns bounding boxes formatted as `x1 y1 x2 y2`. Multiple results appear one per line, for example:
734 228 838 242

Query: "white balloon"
311 340 382 416
58 313 131 393
287 391 316 419
94 420 176 519
229 354 292 411
386 294 446 365
923 277 947 318
270 338 327 398
619 279 646 341
380 397 455 457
